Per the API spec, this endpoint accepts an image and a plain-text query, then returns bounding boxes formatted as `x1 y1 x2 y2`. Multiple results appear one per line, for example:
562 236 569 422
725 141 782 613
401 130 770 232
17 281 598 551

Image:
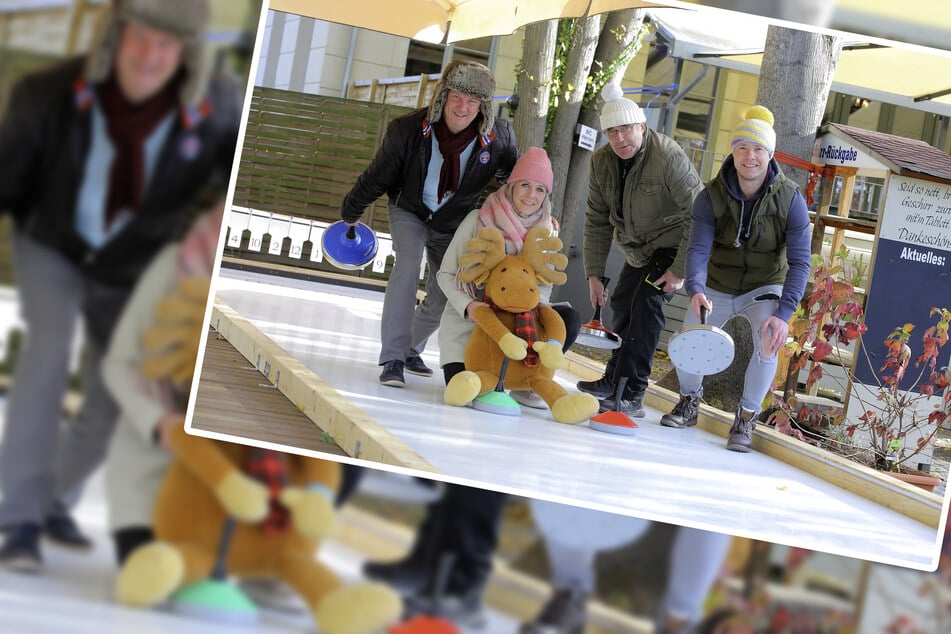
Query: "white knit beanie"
731 105 776 157
84 0 211 107
599 83 646 130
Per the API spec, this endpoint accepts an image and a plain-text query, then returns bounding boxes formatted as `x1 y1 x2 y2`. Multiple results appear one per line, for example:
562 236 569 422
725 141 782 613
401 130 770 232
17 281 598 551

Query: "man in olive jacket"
577 86 702 416
0 0 241 571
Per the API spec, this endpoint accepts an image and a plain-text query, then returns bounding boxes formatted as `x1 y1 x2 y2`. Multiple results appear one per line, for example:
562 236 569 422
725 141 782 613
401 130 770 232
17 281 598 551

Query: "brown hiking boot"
726 408 756 453
660 394 700 428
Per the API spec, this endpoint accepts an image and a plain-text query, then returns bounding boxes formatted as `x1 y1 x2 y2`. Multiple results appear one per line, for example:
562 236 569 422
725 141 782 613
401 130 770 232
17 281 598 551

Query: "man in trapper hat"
660 105 810 453
340 59 518 388
0 0 241 570
577 84 702 417
339 59 517 626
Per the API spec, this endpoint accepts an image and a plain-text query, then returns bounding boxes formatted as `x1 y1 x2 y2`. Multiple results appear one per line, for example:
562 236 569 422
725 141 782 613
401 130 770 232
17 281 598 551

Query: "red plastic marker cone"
589 376 638 436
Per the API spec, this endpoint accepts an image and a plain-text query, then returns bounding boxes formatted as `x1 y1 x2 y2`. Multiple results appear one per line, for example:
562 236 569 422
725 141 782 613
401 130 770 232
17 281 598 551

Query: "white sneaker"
238 578 307 614
510 390 547 409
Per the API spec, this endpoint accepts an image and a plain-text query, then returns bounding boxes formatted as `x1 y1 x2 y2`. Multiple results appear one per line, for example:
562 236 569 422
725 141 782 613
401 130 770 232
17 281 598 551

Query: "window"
830 174 885 221
404 36 494 76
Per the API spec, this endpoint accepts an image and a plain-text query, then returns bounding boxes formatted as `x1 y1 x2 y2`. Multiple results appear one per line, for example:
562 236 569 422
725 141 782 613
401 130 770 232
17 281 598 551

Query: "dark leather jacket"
0 57 242 288
340 108 517 234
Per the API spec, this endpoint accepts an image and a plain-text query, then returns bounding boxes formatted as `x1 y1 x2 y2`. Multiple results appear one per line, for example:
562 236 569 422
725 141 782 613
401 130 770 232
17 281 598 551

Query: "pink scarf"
477 184 551 255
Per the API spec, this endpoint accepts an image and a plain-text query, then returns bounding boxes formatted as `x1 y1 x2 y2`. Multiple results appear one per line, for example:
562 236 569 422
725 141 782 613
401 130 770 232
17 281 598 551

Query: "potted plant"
768 252 951 490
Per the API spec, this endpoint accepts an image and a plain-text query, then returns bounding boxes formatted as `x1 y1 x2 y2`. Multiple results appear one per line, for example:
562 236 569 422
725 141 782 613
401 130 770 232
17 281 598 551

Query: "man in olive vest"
659 106 811 453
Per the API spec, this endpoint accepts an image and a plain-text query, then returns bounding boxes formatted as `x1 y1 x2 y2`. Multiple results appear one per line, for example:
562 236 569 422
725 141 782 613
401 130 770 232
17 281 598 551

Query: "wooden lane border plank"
220 255 427 303
209 299 437 473
565 352 943 528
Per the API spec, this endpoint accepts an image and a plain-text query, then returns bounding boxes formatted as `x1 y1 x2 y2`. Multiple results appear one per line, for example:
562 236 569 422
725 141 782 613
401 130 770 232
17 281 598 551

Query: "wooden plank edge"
208 300 437 473
219 255 427 302
563 353 942 528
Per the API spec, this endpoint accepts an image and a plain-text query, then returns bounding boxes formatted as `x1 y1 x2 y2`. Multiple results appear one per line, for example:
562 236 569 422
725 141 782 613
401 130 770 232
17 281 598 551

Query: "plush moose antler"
457 227 507 285
445 225 599 425
522 226 568 287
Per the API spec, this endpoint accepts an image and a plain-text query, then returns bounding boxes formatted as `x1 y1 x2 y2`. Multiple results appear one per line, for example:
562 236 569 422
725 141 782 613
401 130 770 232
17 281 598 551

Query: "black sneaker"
0 523 42 573
576 375 615 399
598 391 646 417
379 360 405 387
44 512 93 550
519 585 588 634
726 410 756 453
404 585 486 628
660 394 700 429
362 557 430 596
404 355 434 377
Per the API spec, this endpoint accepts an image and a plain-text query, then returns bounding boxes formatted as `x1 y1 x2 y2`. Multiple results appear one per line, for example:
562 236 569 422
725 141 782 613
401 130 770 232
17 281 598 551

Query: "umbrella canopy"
270 0 667 43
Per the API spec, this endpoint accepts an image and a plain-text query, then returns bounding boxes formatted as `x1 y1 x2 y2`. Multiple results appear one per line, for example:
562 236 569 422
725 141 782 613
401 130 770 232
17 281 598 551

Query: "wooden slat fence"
228 88 414 282
234 88 411 230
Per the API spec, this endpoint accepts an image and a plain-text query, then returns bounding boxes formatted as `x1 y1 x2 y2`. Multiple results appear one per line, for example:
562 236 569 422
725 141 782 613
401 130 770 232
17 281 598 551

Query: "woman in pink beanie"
363 149 581 624
436 147 580 408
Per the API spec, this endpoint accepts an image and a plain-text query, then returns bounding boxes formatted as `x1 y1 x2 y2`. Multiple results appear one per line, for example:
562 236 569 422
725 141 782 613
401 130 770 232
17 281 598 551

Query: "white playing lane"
202 268 942 571
0 408 518 633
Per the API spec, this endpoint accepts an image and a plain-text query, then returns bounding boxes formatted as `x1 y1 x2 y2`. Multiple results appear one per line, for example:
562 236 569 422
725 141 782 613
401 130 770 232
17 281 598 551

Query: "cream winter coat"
102 244 180 531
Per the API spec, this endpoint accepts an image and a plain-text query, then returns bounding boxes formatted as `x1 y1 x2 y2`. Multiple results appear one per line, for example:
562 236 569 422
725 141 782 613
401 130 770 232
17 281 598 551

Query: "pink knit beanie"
508 147 554 193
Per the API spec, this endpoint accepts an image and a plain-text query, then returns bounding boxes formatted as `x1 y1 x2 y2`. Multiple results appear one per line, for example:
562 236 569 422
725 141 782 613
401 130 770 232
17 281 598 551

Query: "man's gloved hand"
141 276 211 385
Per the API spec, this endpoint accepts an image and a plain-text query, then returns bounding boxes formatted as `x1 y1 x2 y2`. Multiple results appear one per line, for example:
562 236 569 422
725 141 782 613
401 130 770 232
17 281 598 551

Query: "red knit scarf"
96 73 180 227
246 446 290 535
490 300 540 367
432 116 481 204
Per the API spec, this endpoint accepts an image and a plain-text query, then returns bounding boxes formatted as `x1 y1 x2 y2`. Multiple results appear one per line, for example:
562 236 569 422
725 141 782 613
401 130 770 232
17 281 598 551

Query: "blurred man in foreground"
0 0 241 571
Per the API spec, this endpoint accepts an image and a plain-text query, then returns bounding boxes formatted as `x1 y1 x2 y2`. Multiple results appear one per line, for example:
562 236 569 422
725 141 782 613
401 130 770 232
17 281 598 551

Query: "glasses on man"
605 124 636 137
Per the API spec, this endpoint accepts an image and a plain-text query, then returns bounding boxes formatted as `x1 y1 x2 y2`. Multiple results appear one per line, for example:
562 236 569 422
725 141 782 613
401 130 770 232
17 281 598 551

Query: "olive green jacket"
583 128 702 278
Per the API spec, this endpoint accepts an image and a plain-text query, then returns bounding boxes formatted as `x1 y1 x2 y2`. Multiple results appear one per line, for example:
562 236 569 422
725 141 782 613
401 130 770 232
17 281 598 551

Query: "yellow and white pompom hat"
731 105 776 157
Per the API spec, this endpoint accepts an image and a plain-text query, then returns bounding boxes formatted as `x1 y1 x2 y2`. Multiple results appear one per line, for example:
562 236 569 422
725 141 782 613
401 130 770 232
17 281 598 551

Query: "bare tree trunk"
546 15 601 226
757 26 842 189
558 9 646 254
513 20 558 152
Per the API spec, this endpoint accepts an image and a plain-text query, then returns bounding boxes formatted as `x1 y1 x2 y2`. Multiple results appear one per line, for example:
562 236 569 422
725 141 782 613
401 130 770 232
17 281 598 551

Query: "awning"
649 7 951 118
833 0 951 53
269 0 951 119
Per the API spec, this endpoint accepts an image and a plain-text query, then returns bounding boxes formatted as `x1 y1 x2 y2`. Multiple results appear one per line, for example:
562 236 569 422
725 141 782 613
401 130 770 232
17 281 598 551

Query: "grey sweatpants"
378 205 454 365
0 231 128 526
530 499 730 623
675 284 783 414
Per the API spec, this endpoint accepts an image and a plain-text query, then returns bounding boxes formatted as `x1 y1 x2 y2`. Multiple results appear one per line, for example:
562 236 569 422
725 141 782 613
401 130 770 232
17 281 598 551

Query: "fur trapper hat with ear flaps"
428 59 496 137
84 0 211 107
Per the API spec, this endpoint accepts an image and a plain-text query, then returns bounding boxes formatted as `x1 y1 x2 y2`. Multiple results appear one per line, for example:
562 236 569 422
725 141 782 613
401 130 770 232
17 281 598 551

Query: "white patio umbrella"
269 0 671 43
